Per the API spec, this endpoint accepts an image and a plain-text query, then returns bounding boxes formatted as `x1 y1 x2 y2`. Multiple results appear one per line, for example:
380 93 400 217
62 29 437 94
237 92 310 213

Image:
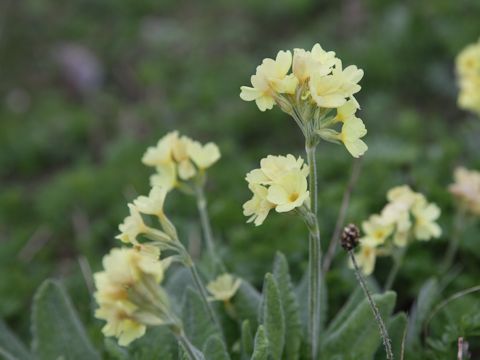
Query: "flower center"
289 192 299 202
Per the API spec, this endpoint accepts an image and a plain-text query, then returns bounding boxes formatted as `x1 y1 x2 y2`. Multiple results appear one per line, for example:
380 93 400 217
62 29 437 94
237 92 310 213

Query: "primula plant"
2 42 480 360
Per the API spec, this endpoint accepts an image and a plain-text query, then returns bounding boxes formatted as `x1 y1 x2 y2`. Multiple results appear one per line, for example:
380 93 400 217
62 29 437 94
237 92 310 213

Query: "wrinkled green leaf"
241 320 254 359
233 281 261 329
202 334 230 360
273 252 301 360
182 287 218 349
327 278 380 334
129 326 177 360
0 320 33 360
322 291 397 360
261 273 285 360
31 279 100 360
407 278 438 348
251 325 268 360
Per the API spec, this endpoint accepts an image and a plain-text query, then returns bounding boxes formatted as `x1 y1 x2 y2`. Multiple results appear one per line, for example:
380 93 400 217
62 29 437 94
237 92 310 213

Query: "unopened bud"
341 223 360 251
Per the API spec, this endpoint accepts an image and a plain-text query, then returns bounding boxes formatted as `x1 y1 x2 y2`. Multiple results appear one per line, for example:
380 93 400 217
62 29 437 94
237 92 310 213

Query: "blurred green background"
1 0 480 354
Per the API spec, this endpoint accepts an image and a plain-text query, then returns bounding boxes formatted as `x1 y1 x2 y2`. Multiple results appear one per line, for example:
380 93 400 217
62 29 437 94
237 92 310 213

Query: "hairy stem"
304 141 321 360
323 158 362 272
350 250 394 360
188 263 221 331
195 184 226 273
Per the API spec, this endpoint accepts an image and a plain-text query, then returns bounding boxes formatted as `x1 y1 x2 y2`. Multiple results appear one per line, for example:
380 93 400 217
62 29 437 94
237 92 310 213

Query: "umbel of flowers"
354 185 441 280
94 134 241 351
456 38 480 116
243 154 310 225
240 44 367 158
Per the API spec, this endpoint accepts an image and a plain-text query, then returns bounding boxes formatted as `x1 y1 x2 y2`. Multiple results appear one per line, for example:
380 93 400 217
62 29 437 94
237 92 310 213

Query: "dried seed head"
341 223 360 251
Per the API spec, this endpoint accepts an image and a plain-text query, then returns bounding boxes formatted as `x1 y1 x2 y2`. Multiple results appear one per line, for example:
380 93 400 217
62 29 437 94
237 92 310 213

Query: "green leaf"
406 278 438 348
241 320 254 359
31 279 100 360
261 273 285 360
129 326 177 360
327 278 381 334
251 325 268 360
0 320 33 360
375 312 407 360
272 252 301 360
202 335 230 360
322 291 397 360
104 338 130 360
233 281 261 329
182 287 218 349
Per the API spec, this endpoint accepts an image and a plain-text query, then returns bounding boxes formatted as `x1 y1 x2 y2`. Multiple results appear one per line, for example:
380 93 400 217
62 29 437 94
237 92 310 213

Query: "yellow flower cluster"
94 246 172 346
355 185 442 275
142 131 221 191
243 154 309 226
207 273 241 302
116 186 173 246
449 167 480 216
239 44 367 158
456 39 480 115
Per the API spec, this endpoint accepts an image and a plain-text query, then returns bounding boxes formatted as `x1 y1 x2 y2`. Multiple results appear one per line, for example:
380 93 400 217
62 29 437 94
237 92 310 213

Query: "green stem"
305 142 321 359
195 185 226 273
441 208 466 273
188 263 221 330
306 143 318 216
350 250 394 360
384 246 406 291
171 326 205 360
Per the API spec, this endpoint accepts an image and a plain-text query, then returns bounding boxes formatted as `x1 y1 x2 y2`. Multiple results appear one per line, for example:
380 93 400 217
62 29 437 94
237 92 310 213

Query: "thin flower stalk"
194 183 226 273
350 250 394 360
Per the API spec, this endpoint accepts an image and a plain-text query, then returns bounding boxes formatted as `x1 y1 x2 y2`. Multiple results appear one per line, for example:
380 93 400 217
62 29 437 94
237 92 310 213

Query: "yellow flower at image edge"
240 50 298 112
338 117 368 158
207 273 242 302
449 167 480 215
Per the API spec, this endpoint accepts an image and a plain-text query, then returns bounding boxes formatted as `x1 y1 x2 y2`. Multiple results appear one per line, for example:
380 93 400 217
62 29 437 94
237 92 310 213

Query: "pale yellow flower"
150 162 177 191
207 273 242 302
267 170 309 213
456 39 480 115
335 98 359 122
116 204 148 244
412 202 442 240
94 247 170 346
354 238 378 275
240 50 298 111
246 154 308 185
187 141 221 169
134 186 168 217
243 183 274 226
171 135 196 180
449 167 480 215
309 59 363 108
142 131 178 166
292 44 336 82
95 301 146 346
338 116 368 158
361 215 394 246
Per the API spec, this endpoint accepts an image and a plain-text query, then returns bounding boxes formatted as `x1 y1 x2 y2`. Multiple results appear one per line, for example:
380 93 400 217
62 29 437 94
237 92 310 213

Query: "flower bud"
341 223 360 251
